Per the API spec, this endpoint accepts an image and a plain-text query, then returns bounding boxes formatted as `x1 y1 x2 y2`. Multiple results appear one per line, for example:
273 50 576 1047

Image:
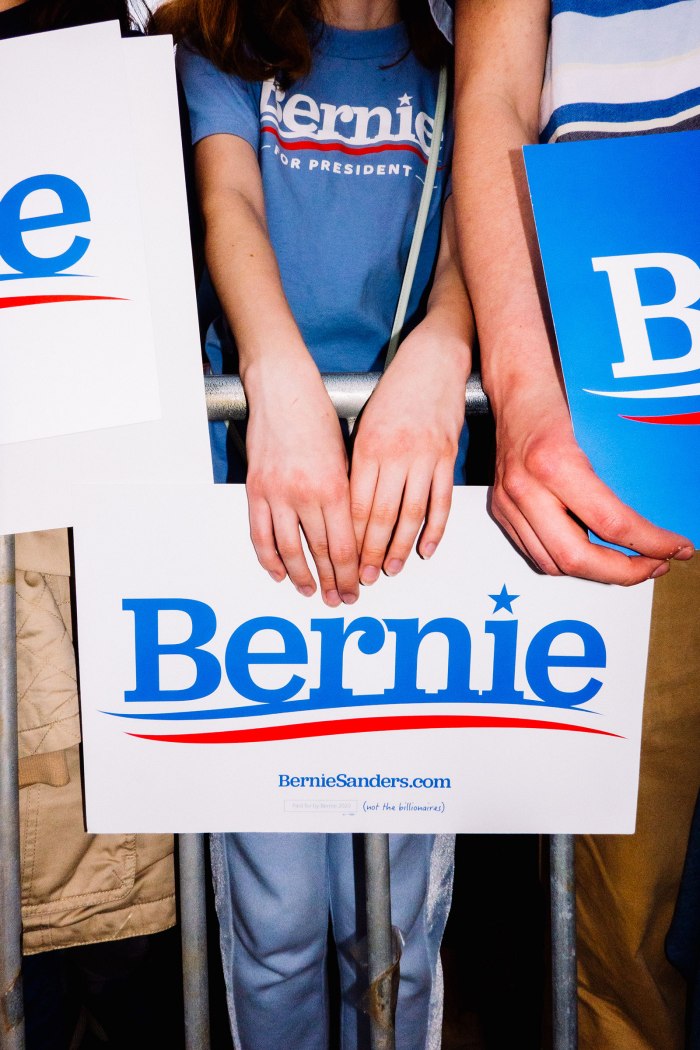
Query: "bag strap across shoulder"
384 64 449 370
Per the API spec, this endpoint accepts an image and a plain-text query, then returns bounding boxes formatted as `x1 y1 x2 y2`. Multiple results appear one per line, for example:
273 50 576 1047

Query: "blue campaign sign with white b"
72 485 653 834
524 131 700 548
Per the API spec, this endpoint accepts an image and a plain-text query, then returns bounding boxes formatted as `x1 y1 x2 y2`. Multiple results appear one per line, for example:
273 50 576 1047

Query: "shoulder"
176 40 261 101
176 41 263 148
175 40 217 81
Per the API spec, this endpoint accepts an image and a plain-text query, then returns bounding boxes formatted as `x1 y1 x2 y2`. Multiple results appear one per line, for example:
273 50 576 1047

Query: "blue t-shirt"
178 21 452 374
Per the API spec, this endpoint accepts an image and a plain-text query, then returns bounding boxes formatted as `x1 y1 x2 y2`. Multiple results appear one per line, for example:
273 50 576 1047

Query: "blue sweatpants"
210 833 454 1050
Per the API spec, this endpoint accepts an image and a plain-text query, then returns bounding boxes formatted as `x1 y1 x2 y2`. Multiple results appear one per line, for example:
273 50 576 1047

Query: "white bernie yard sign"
0 27 211 534
72 485 654 834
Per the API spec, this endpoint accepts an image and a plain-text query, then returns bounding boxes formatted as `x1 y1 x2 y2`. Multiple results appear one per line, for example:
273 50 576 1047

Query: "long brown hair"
150 0 449 83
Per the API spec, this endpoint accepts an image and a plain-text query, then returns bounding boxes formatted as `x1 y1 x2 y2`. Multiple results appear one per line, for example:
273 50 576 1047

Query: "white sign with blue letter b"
0 21 160 447
73 485 653 834
0 28 212 535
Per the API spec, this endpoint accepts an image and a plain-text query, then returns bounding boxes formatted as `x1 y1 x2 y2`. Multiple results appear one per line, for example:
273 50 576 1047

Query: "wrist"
484 367 571 438
398 317 472 375
480 334 563 418
238 339 316 391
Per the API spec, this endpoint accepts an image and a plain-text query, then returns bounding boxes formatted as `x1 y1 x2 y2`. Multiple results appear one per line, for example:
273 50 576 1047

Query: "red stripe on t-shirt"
261 124 432 163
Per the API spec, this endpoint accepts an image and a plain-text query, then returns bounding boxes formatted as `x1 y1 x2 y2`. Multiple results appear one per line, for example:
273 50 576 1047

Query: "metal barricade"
0 536 23 1050
551 834 579 1049
0 372 578 1050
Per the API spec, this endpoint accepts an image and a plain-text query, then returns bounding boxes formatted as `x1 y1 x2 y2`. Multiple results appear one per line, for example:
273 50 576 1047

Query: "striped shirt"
541 0 700 141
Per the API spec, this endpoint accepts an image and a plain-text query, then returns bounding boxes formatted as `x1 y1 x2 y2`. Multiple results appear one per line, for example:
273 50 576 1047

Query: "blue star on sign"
489 585 520 614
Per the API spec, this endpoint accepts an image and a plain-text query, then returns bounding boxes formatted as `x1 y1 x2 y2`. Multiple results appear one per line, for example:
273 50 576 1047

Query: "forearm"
449 0 691 578
351 238 471 579
196 136 356 603
453 0 555 413
405 197 473 377
202 188 315 388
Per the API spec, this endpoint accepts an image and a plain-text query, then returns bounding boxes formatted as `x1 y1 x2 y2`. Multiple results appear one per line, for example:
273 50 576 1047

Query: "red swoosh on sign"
261 124 435 164
0 295 125 309
127 714 622 744
620 412 700 425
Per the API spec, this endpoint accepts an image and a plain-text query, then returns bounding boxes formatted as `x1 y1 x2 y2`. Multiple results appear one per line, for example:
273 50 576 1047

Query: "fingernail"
673 545 694 561
298 584 315 597
269 571 285 583
385 558 403 577
421 543 437 560
341 592 358 605
650 563 670 580
361 565 380 585
324 589 341 606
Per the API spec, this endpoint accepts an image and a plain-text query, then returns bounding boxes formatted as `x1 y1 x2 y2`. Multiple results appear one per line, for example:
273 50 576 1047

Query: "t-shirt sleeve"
175 43 259 151
429 0 453 44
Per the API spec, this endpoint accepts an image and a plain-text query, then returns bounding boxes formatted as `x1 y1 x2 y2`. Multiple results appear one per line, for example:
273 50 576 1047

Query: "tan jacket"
16 529 175 954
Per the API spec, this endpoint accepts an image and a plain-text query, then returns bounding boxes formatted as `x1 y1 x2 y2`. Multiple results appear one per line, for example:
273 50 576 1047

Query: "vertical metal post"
364 833 396 1050
0 535 25 1050
179 834 211 1050
551 834 578 1050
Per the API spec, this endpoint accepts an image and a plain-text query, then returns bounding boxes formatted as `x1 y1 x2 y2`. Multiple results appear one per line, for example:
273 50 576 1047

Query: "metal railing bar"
364 833 396 1050
204 371 490 422
551 834 578 1049
0 535 24 1050
179 834 211 1050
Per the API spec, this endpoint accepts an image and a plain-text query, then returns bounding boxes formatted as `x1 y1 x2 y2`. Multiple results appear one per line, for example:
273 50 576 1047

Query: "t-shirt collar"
316 20 409 60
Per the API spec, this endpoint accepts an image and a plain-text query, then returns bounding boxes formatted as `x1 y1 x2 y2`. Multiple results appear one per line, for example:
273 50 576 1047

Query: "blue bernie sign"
524 130 700 549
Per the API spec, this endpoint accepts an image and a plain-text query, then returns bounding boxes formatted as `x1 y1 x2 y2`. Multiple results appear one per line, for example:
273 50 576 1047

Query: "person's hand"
350 325 469 584
244 355 359 606
490 377 694 585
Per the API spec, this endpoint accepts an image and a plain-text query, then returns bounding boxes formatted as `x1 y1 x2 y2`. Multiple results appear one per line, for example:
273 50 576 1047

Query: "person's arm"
350 196 473 583
453 0 693 584
196 134 359 606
